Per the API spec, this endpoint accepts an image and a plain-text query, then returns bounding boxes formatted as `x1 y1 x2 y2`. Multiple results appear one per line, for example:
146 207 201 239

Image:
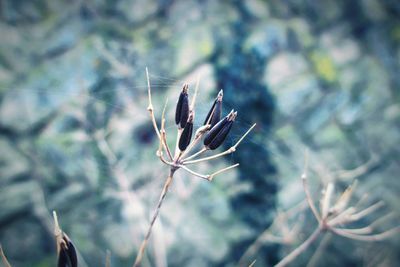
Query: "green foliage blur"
0 0 399 266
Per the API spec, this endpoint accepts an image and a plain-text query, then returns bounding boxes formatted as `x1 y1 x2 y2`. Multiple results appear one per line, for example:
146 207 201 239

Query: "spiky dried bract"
204 110 236 150
175 84 189 128
179 114 193 151
58 234 78 267
204 89 223 128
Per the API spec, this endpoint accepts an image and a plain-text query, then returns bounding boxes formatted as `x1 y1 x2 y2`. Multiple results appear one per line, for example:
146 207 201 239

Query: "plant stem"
275 227 322 267
133 169 176 267
0 244 12 267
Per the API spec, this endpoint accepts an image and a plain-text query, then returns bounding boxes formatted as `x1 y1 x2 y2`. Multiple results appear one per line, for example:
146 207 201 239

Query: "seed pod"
179 118 193 151
204 89 223 128
175 84 189 128
204 110 236 150
58 234 78 267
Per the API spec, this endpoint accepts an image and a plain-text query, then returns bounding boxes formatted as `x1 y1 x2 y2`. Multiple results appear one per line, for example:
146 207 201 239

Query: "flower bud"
175 84 189 128
204 110 236 150
58 234 78 267
204 89 223 128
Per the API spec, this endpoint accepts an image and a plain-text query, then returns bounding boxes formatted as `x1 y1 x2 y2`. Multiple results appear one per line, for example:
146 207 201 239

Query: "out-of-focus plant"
240 150 400 267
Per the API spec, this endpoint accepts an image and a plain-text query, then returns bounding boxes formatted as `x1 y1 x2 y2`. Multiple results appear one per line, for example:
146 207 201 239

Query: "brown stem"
0 244 12 267
275 227 322 267
133 169 176 267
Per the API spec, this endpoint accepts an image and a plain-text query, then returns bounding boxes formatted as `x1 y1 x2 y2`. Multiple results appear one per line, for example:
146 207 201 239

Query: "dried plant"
53 211 78 267
238 200 308 266
132 68 256 267
273 150 400 267
0 244 12 267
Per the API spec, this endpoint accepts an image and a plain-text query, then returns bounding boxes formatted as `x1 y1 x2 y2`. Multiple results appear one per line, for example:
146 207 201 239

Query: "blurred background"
1 0 400 266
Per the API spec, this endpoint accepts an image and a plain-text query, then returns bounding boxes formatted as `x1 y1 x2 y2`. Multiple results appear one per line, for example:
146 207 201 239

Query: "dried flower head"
134 69 257 267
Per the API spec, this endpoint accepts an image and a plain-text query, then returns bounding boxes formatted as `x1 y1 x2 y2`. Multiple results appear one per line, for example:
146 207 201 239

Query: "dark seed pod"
207 121 233 150
175 84 189 128
203 89 223 128
179 121 193 151
204 110 236 150
58 247 70 267
204 117 228 146
58 234 78 267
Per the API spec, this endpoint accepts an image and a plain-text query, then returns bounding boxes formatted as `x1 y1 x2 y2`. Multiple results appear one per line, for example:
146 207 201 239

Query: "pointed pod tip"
217 90 223 101
228 111 237 121
182 83 189 93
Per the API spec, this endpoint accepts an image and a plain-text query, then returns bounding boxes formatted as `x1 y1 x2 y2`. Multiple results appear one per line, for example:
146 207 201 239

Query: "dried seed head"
58 234 78 267
179 113 194 151
204 110 236 150
175 84 189 128
204 89 223 128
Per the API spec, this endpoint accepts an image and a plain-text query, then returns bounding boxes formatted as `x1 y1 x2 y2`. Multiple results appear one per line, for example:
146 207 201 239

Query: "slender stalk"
179 165 210 180
209 163 240 181
133 169 176 267
184 124 256 165
321 183 334 219
0 245 12 267
301 174 321 223
146 67 173 161
306 233 332 267
331 226 400 242
275 227 322 267
146 67 160 139
105 250 111 267
248 259 257 267
183 147 207 161
347 201 384 222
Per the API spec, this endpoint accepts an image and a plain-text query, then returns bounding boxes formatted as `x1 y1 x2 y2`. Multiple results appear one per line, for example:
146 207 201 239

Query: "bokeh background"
1 0 400 266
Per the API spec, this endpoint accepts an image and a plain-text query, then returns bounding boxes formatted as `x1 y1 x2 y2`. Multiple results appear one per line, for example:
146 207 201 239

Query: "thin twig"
133 169 176 267
346 201 385 222
146 67 161 139
327 207 356 226
105 250 111 267
184 124 256 165
53 210 62 254
0 244 12 267
209 163 240 181
146 67 173 161
331 226 400 242
306 233 332 267
179 165 210 180
275 227 323 267
321 183 334 219
337 213 396 235
301 150 321 223
248 259 257 267
238 201 308 266
183 147 208 162
330 180 357 215
189 75 200 112
160 98 173 160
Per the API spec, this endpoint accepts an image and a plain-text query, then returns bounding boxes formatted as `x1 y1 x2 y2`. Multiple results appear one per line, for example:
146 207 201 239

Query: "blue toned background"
0 0 399 266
